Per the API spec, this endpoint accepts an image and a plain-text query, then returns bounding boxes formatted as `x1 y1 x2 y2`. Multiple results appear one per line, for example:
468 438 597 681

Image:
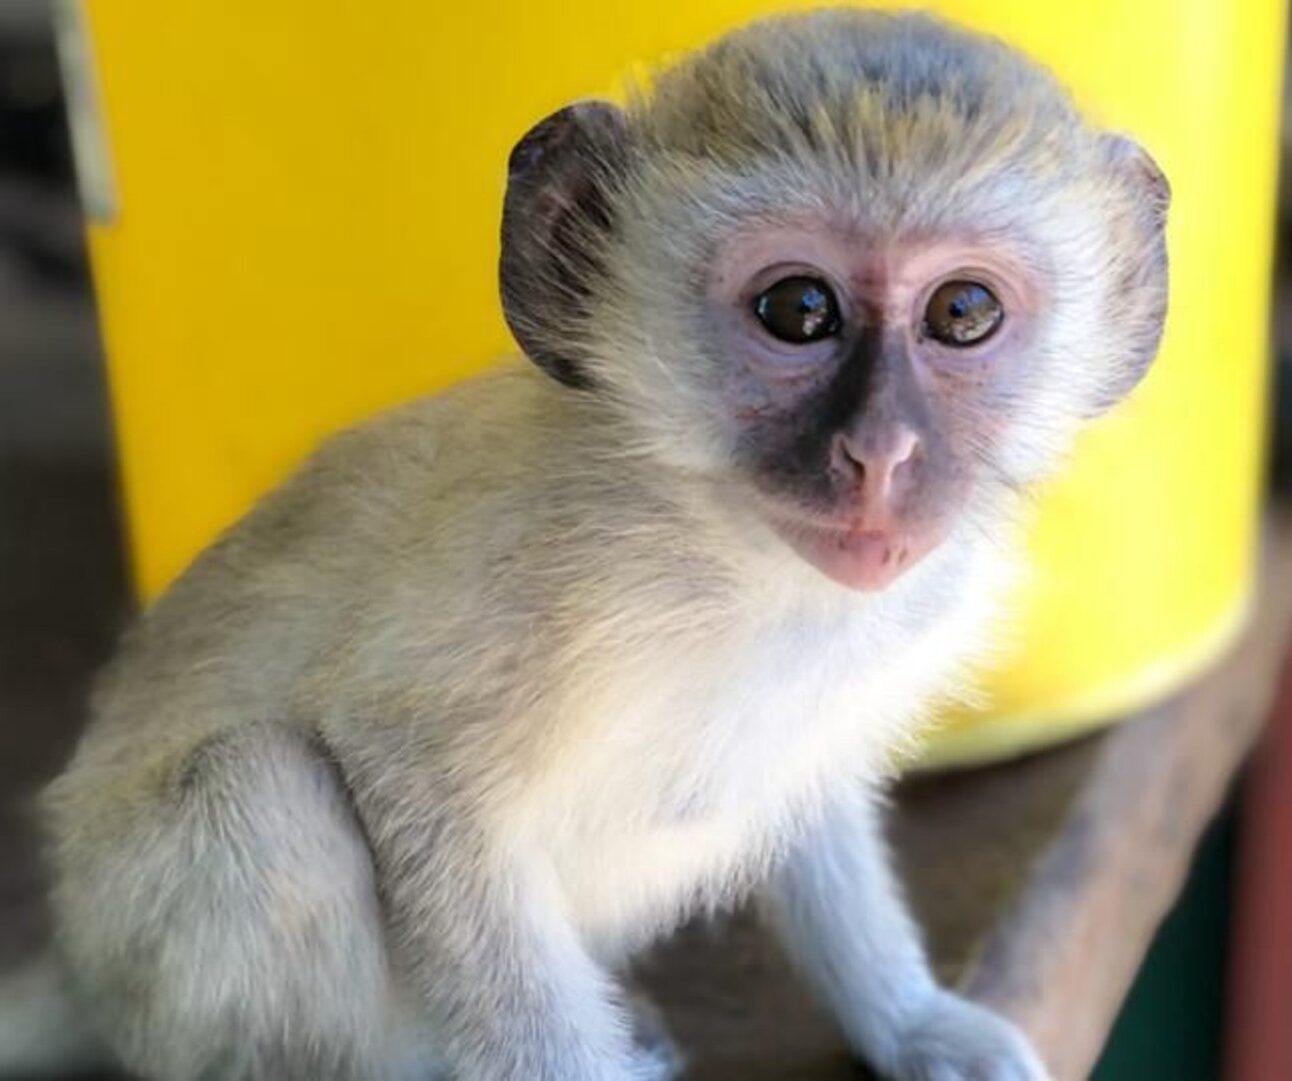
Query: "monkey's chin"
768 517 932 592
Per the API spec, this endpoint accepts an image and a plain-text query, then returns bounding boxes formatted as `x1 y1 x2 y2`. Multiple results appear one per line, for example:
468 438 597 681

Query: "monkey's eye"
752 277 842 344
923 281 1004 346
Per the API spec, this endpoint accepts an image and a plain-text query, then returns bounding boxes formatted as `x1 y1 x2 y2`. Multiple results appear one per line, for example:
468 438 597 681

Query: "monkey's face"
706 221 1044 590
498 14 1169 594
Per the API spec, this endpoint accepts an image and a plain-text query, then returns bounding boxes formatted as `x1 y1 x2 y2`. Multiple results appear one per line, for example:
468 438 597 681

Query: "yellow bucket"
66 1 1281 766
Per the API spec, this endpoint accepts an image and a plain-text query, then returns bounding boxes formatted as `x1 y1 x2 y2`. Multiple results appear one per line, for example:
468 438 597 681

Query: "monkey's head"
499 11 1169 591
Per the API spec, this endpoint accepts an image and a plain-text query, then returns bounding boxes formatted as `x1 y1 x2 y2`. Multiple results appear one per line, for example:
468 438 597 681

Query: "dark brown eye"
924 281 1004 346
752 277 841 344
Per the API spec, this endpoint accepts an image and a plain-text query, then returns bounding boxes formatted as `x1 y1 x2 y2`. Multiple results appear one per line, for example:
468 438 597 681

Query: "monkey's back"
45 361 613 830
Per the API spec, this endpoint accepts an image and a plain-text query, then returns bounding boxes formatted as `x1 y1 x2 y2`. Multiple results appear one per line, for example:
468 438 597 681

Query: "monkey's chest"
540 622 956 960
554 813 759 961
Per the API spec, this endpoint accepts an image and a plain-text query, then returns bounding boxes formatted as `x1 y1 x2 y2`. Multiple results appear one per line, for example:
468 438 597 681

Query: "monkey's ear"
1087 133 1171 415
1102 134 1171 225
499 101 632 389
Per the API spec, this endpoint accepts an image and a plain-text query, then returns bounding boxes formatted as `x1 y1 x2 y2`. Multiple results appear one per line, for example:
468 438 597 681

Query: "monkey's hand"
880 989 1049 1081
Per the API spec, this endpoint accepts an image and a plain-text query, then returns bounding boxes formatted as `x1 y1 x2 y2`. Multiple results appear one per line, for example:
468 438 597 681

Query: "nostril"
891 428 920 467
833 428 921 479
830 433 866 481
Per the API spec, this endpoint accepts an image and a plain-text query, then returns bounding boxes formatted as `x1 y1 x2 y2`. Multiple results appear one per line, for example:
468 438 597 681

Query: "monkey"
17 9 1168 1081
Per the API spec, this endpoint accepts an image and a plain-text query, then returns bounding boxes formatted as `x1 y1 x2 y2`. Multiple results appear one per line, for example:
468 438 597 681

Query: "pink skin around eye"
710 216 1043 590
710 220 1038 341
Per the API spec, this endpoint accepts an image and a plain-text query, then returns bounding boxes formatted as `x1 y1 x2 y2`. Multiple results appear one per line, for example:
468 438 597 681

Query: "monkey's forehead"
637 10 1083 173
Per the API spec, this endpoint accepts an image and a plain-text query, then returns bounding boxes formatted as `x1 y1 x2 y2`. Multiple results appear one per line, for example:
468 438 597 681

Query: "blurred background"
0 0 129 1034
1 2 1290 1079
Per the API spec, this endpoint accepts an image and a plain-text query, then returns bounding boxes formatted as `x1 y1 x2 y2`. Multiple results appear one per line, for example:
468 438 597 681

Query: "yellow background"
78 1 1283 764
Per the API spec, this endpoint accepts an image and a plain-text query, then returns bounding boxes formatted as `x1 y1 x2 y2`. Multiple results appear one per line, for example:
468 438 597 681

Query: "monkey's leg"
357 772 660 1081
49 726 432 1081
762 785 1048 1081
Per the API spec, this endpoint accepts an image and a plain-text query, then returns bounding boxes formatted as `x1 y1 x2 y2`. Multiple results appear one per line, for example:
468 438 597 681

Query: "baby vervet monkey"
29 9 1167 1081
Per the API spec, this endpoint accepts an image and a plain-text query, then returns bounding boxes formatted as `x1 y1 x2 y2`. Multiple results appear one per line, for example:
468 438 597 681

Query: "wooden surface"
2 204 1290 1079
638 512 1292 1080
1221 583 1292 1081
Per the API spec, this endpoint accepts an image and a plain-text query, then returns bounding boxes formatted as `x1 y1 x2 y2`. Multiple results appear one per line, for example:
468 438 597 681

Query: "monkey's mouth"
760 503 939 592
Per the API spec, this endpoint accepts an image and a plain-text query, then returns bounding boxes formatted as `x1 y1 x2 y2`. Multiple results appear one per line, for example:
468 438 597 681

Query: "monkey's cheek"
772 520 931 592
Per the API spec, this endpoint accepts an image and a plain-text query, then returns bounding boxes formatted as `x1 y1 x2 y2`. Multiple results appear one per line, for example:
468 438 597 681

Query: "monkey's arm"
763 786 1048 1081
357 782 652 1081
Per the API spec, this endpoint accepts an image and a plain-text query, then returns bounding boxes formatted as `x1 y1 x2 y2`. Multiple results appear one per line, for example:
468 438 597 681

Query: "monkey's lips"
765 511 931 591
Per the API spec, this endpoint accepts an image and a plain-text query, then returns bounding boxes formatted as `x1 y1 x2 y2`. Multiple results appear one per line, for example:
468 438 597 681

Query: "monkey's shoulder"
304 360 568 495
172 360 576 577
89 360 637 716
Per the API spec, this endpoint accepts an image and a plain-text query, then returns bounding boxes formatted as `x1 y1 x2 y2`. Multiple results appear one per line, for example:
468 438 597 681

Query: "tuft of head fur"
639 9 1079 206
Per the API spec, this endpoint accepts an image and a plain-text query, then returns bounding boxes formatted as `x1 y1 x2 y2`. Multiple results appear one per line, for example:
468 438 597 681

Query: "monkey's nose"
831 426 920 505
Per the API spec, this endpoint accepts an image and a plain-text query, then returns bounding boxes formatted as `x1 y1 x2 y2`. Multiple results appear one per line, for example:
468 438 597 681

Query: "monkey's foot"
627 993 684 1081
882 990 1048 1081
630 1045 683 1081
